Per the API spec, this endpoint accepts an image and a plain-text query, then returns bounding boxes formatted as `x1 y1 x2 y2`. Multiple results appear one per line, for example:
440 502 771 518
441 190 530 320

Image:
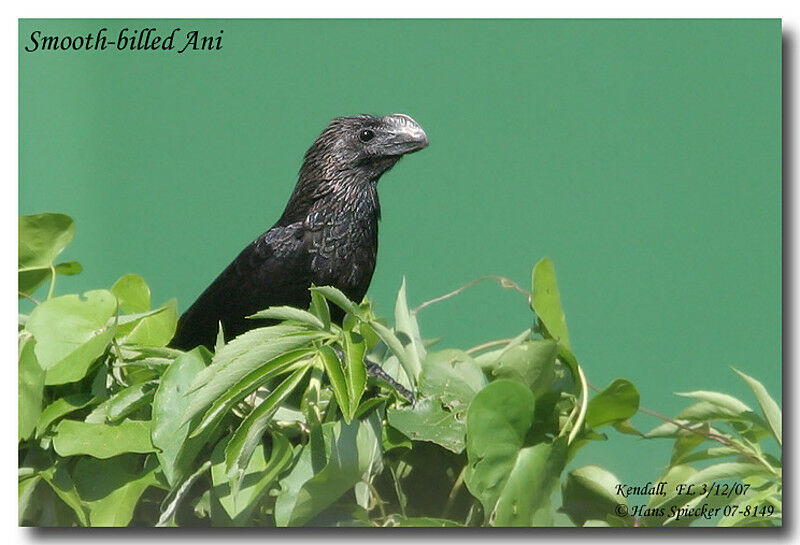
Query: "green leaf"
85 381 157 424
111 273 151 314
19 269 51 297
368 319 420 386
393 277 426 364
224 365 311 478
120 344 184 360
72 455 159 526
25 290 117 385
156 460 212 526
191 349 314 439
613 419 643 436
274 414 382 526
214 322 226 353
310 285 360 317
54 260 83 275
36 393 95 438
585 379 639 429
718 483 781 527
472 347 505 369
733 368 782 447
343 331 367 421
210 432 292 525
662 485 742 526
20 261 83 296
639 465 698 526
249 305 326 329
182 327 328 425
673 388 771 436
675 401 770 433
644 463 775 527
18 213 81 295
19 213 75 270
472 328 531 371
116 299 178 347
387 398 466 454
683 462 775 487
319 345 350 420
492 440 567 526
674 445 741 465
355 396 389 420
19 335 45 441
377 354 413 393
419 349 486 411
556 344 581 390
675 390 752 414
151 348 210 486
52 419 155 458
40 463 89 526
668 430 709 466
186 325 321 393
309 288 331 329
382 424 412 452
491 339 557 398
387 349 484 451
19 475 41 524
561 465 631 526
465 379 566 525
531 257 570 350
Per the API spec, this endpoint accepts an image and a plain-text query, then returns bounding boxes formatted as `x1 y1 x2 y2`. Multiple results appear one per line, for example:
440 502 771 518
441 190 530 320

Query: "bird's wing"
170 222 311 350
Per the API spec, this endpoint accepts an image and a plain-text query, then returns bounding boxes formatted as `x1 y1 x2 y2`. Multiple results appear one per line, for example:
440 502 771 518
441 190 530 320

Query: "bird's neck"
279 171 381 225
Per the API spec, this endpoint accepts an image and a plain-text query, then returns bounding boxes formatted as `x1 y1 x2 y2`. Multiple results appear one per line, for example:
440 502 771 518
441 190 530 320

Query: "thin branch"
568 365 589 446
46 265 57 300
367 481 387 521
442 465 467 519
587 381 777 473
465 338 515 355
18 291 40 305
635 405 773 468
559 401 581 440
156 461 212 527
111 337 125 363
412 275 530 315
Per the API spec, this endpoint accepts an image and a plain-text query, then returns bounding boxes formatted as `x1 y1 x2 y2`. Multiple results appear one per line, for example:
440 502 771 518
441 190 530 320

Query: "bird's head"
302 113 429 182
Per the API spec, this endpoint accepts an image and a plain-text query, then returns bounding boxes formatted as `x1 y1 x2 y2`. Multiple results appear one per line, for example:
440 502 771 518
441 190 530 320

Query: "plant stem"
46 265 57 300
635 405 776 474
412 275 530 315
19 291 40 304
156 461 212 527
567 364 589 445
465 338 515 355
367 481 387 521
559 402 580 440
589 380 779 476
111 337 125 362
442 465 467 519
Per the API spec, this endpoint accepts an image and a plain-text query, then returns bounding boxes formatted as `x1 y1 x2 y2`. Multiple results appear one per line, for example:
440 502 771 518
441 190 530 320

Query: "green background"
19 19 782 490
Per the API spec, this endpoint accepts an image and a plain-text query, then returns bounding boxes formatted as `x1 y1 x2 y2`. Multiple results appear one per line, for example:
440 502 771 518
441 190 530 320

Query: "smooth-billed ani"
170 113 429 351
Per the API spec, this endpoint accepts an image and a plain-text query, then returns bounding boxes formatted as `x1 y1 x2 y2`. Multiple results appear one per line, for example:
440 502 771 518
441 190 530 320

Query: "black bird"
170 113 429 351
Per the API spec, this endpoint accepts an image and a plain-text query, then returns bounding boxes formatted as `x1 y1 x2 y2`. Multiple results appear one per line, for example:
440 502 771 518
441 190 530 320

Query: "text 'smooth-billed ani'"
170 113 429 351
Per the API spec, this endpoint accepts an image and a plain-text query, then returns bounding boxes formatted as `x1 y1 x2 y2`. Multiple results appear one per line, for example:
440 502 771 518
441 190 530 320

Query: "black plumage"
170 113 429 351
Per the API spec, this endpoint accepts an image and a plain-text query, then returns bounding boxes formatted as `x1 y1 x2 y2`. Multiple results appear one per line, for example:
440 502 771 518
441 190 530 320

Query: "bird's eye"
358 129 375 143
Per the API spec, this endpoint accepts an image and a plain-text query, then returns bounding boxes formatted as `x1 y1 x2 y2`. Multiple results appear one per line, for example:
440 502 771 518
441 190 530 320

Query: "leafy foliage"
638 369 782 527
18 213 780 527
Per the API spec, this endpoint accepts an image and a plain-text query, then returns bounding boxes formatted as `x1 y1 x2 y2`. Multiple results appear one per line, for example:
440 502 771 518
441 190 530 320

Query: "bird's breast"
306 209 378 301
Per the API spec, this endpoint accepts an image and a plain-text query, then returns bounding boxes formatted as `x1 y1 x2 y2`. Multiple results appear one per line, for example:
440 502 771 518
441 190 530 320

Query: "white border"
5 2 797 543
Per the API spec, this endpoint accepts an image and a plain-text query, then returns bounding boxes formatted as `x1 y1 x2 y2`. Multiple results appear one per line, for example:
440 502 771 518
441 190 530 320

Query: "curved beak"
382 113 429 155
